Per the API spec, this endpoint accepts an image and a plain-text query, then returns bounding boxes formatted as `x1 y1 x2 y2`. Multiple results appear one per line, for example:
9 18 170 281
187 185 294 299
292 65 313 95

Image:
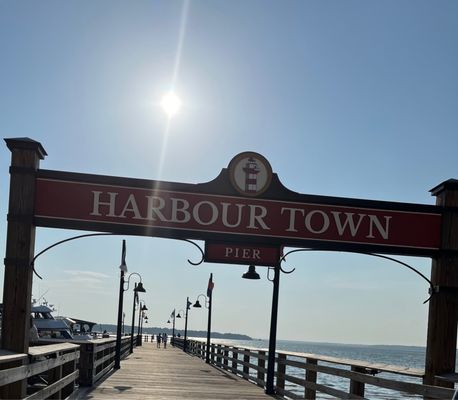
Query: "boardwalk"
76 343 279 399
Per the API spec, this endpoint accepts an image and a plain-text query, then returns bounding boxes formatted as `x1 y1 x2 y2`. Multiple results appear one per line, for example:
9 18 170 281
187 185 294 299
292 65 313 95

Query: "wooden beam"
1 137 46 398
425 179 458 387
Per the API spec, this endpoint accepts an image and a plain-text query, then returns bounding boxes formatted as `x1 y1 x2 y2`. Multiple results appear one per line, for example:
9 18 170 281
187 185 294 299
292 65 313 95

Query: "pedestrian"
163 333 168 349
157 333 161 348
29 315 39 342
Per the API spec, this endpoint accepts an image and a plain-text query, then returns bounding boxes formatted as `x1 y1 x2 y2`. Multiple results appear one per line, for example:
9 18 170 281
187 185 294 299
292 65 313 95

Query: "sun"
160 92 182 117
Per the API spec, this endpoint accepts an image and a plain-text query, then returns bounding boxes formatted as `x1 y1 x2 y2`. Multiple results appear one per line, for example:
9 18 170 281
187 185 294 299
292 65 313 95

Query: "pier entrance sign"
34 151 441 257
3 138 457 397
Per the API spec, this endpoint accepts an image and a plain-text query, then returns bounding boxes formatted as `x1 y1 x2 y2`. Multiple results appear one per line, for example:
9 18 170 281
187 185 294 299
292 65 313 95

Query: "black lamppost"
130 277 146 353
183 297 192 352
114 243 147 368
175 308 184 346
242 264 279 395
136 302 148 345
114 240 127 370
168 309 176 345
193 273 214 364
140 309 147 336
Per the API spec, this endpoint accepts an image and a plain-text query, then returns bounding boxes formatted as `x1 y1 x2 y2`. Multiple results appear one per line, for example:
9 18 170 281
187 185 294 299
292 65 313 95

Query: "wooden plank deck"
76 343 280 399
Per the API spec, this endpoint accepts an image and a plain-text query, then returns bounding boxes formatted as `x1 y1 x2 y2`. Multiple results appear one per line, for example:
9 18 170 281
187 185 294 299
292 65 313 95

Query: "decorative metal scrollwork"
280 248 434 303
31 233 116 279
176 239 205 266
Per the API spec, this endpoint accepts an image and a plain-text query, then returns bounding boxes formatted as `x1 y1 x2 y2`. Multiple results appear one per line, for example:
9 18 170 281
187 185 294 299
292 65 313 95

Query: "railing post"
48 357 63 399
223 349 229 370
61 347 78 398
243 350 250 378
277 353 286 393
216 344 222 366
305 358 317 400
232 347 238 374
349 366 365 398
257 350 266 388
79 343 95 386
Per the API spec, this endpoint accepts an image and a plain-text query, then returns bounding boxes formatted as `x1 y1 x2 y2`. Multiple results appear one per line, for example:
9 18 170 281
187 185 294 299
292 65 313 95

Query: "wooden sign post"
424 179 458 387
2 138 46 398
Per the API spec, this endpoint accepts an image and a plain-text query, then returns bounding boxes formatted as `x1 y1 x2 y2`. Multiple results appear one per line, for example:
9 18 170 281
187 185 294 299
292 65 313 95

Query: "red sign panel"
34 176 442 254
205 243 281 266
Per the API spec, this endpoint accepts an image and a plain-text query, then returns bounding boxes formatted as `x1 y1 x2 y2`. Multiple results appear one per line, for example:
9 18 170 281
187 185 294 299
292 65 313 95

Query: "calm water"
208 338 458 399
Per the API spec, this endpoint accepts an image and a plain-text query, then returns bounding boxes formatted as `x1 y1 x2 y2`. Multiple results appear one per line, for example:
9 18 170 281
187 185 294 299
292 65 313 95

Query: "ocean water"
208 338 458 399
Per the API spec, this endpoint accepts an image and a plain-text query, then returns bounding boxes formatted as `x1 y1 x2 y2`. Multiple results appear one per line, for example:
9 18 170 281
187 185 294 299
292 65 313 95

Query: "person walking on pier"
156 333 162 348
163 333 168 349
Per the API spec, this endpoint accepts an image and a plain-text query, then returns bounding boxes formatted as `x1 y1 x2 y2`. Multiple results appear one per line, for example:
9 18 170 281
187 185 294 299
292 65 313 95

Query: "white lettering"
90 191 118 217
221 202 245 228
193 201 218 225
247 205 270 230
366 215 391 239
118 194 143 219
170 198 191 223
145 196 167 221
331 212 366 237
281 207 305 232
305 210 330 234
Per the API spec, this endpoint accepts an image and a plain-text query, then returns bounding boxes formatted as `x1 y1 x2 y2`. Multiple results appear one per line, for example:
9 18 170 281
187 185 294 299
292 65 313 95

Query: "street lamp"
242 264 279 395
114 240 128 369
168 309 177 345
137 303 148 344
140 309 147 336
130 279 146 353
193 273 214 363
183 298 192 352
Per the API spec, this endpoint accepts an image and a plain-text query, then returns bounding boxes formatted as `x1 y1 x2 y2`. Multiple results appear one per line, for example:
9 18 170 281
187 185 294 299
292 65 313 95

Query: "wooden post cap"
430 179 458 196
4 137 47 159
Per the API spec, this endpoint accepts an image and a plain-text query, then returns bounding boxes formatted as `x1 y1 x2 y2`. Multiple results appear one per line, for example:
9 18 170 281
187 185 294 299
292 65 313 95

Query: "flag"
207 273 214 297
121 240 126 265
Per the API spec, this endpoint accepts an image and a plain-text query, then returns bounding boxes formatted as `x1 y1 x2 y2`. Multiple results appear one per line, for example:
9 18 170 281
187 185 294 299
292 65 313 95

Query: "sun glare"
160 92 182 117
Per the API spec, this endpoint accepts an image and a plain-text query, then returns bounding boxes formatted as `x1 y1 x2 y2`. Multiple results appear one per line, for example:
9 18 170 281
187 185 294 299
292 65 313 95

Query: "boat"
31 304 76 339
31 303 98 340
0 302 96 340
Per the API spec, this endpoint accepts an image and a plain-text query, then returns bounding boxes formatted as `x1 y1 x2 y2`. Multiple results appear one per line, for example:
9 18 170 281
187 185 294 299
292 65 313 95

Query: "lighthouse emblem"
228 152 273 197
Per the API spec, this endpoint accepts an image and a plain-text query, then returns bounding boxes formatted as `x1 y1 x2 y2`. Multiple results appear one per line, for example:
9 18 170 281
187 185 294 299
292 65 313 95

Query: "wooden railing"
0 343 80 399
36 334 132 386
180 338 456 399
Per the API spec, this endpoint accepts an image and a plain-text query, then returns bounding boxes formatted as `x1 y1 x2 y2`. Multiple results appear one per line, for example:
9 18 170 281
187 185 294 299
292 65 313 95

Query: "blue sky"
1 0 457 346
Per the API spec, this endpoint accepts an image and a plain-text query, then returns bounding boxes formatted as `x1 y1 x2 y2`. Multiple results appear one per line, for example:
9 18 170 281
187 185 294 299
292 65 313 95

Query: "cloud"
43 270 115 292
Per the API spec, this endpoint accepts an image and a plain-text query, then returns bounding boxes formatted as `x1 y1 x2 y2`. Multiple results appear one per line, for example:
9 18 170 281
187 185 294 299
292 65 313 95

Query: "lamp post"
193 272 214 364
168 309 176 345
137 303 148 337
136 303 148 346
114 240 127 370
176 309 185 346
115 262 147 368
130 280 146 353
140 310 147 336
242 264 279 395
183 297 192 353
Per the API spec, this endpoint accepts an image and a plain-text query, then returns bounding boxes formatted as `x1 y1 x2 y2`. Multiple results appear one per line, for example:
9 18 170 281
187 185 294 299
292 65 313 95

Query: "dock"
76 342 278 399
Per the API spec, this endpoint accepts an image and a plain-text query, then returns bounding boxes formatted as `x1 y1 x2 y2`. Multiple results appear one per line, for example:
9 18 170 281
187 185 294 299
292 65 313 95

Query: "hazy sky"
1 1 457 346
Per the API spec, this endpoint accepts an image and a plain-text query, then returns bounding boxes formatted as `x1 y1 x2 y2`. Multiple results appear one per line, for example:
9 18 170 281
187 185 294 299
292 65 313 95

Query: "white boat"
32 304 95 340
31 304 75 339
